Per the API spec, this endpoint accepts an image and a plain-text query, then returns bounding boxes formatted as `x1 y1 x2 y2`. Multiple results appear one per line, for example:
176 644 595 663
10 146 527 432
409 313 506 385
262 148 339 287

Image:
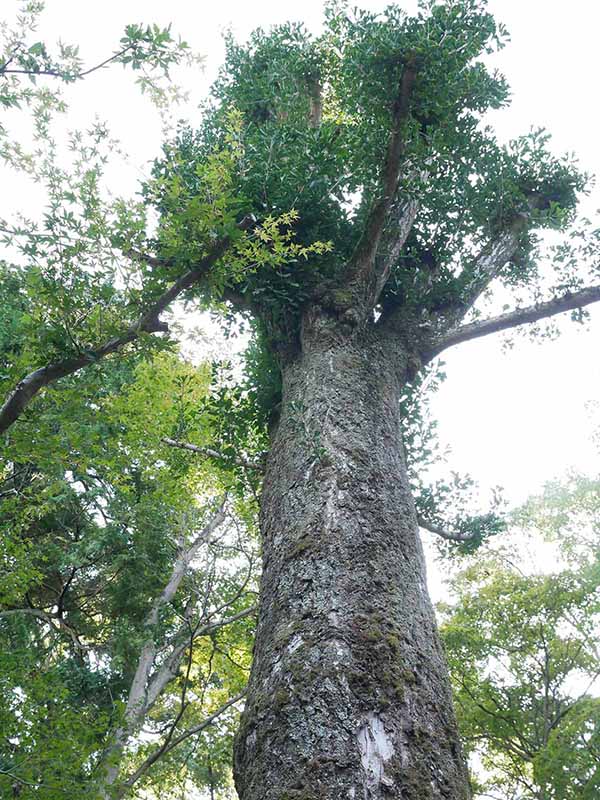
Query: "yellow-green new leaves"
226 209 333 286
149 111 332 304
107 352 211 450
151 111 246 265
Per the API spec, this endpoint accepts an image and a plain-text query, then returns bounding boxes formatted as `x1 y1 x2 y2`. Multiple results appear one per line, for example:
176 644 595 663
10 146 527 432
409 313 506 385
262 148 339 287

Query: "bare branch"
0 239 230 435
153 502 228 620
450 219 527 320
428 284 600 359
417 516 478 544
97 503 227 796
343 57 418 304
118 690 246 795
145 603 257 713
126 502 227 720
196 604 258 637
142 619 198 786
161 437 265 472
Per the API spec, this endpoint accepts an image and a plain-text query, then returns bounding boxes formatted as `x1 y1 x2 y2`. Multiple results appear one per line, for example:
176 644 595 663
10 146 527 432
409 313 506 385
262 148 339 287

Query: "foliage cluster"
441 476 600 799
1 347 257 798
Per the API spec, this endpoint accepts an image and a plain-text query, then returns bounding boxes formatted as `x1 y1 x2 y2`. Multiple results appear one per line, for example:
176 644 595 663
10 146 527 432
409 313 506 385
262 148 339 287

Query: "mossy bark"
234 313 470 800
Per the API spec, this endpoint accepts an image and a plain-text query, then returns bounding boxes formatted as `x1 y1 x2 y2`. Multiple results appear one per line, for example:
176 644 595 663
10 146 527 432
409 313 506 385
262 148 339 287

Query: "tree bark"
234 316 470 800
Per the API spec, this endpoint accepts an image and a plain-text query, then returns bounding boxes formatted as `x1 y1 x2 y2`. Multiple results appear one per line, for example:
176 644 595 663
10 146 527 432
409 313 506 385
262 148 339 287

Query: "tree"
1 7 256 798
3 0 600 797
440 477 600 799
0 350 258 799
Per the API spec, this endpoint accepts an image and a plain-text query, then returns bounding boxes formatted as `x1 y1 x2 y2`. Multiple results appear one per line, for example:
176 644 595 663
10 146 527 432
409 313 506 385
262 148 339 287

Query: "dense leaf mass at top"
151 0 585 323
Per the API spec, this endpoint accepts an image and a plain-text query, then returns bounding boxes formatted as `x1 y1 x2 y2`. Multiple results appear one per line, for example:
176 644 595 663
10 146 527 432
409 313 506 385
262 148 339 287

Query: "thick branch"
344 58 418 301
452 220 527 318
439 195 552 331
118 690 246 795
0 239 229 434
373 195 421 301
428 284 600 359
308 78 323 128
416 516 478 544
161 437 264 472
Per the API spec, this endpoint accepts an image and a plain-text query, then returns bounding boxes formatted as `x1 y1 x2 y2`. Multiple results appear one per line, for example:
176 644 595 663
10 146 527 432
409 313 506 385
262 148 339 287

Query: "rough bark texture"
234 314 470 800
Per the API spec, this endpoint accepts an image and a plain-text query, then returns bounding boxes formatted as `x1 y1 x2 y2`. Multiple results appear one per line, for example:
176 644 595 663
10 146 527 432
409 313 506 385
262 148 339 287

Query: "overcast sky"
4 0 600 511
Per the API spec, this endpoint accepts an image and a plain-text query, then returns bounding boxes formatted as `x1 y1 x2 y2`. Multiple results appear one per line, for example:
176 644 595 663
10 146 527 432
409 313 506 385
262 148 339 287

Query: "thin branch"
458 677 535 760
416 515 478 544
118 691 246 795
0 767 44 791
145 603 257 713
121 247 170 269
0 239 230 434
428 283 600 359
0 607 88 652
161 437 265 472
165 601 257 653
195 604 258 638
0 43 136 82
73 46 137 80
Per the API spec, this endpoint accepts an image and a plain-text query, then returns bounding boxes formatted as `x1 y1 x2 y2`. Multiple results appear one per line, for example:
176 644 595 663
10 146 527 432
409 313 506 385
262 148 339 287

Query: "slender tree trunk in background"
234 315 470 800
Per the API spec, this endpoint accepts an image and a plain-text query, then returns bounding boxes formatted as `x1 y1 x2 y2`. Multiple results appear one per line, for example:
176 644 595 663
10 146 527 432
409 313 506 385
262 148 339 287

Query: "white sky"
3 0 599 514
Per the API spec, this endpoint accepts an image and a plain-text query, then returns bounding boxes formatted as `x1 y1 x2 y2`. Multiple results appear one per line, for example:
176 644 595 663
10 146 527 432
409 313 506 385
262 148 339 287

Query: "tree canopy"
1 5 257 797
441 476 600 799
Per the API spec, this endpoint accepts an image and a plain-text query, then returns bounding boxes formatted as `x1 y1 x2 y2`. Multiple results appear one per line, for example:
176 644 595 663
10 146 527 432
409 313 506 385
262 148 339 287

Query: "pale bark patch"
287 634 304 655
357 713 395 798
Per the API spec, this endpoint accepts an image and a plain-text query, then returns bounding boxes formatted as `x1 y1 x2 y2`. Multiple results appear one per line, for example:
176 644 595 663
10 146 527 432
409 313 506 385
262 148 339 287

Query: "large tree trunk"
234 317 470 800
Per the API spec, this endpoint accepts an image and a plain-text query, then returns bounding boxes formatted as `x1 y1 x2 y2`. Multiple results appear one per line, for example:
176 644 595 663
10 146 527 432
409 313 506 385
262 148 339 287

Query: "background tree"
1 6 257 797
440 476 600 800
0 349 258 799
